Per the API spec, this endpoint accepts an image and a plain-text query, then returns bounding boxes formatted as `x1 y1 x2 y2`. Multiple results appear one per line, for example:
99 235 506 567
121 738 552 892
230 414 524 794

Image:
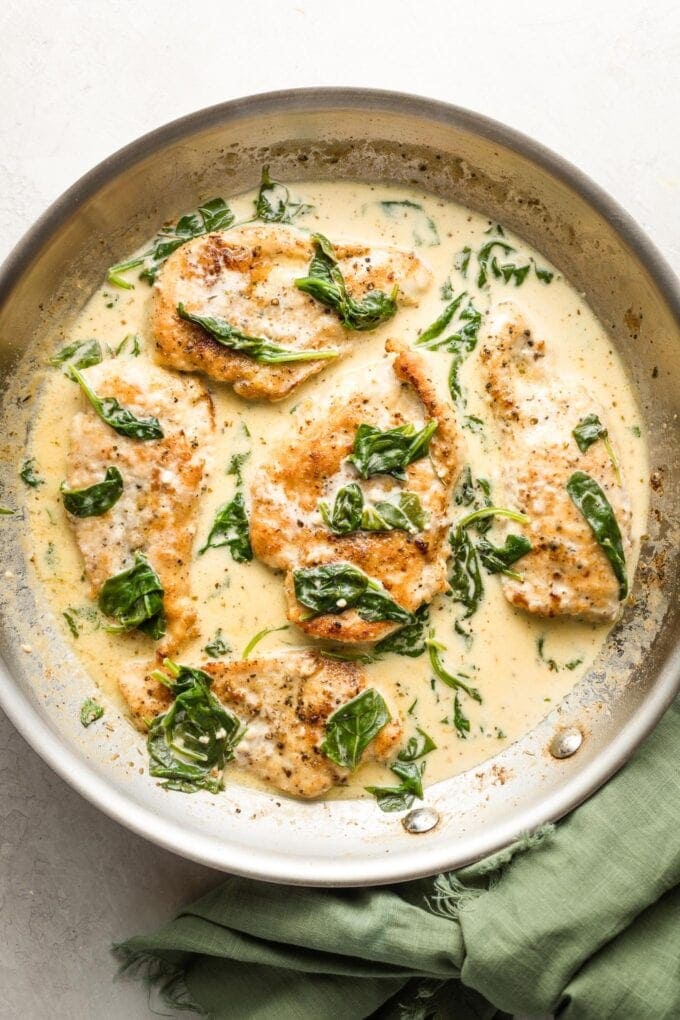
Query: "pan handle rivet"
402 806 439 834
549 727 583 759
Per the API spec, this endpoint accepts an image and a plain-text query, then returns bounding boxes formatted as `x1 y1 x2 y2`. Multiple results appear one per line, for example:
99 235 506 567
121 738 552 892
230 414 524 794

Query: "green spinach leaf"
49 338 103 372
566 471 628 599
398 727 436 762
199 491 252 562
203 629 231 658
293 562 413 625
147 659 245 793
63 609 80 638
321 687 391 770
320 485 427 535
177 303 339 364
477 533 532 579
451 692 470 738
19 458 44 488
80 698 104 727
572 412 621 482
295 233 398 331
319 483 364 534
374 604 429 658
456 226 553 289
70 366 163 440
365 760 424 812
318 649 377 665
417 292 466 346
242 624 288 659
454 467 492 525
61 466 123 517
426 631 482 703
369 492 427 533
98 552 166 639
255 165 313 223
449 496 529 620
415 292 482 401
227 451 251 485
379 199 439 247
348 420 437 479
107 198 235 288
114 333 141 357
457 505 529 529
449 525 484 619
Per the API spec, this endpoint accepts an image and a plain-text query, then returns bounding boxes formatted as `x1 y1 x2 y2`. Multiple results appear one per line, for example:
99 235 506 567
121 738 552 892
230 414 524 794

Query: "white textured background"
1 1 678 1016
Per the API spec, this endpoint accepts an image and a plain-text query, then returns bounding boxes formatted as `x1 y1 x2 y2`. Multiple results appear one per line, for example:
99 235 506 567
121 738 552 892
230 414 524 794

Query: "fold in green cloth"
116 698 680 1019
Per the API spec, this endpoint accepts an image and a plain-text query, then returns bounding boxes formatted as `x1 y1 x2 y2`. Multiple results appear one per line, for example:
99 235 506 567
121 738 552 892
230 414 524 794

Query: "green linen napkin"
115 697 680 1019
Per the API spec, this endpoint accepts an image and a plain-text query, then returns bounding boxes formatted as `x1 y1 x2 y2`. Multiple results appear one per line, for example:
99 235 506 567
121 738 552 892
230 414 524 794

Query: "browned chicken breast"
119 650 402 798
151 222 432 401
479 305 632 621
249 341 461 643
65 360 214 653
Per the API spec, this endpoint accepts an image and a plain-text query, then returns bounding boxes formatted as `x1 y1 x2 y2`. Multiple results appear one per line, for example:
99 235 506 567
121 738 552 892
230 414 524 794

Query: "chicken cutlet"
151 222 432 401
479 304 632 621
119 650 402 798
249 341 461 643
65 359 214 653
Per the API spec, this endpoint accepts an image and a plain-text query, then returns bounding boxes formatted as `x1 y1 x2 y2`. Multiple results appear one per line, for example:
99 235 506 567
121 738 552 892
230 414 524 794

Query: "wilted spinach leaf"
367 492 427 533
63 609 80 638
203 629 231 658
107 198 235 288
566 471 628 599
70 366 163 440
319 483 364 534
147 659 245 793
449 497 529 620
255 165 312 223
199 491 252 562
416 292 482 400
61 466 123 517
293 562 413 625
374 604 429 658
426 631 482 703
477 533 532 579
114 333 141 357
19 458 44 488
49 338 103 372
321 687 391 770
98 552 166 639
241 624 288 659
397 727 436 762
80 698 104 727
295 233 398 331
572 412 621 482
573 413 607 452
348 420 438 479
379 199 439 247
417 292 466 346
452 693 470 739
365 760 424 813
456 225 553 289
177 303 339 364
454 467 492 525
226 451 251 485
319 485 427 535
449 525 484 619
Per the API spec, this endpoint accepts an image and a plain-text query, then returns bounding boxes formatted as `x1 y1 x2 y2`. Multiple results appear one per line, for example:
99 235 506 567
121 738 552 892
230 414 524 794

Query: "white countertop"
1 1 678 1016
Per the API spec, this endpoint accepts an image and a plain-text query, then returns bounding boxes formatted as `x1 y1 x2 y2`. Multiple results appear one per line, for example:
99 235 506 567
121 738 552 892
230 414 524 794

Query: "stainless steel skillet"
0 88 678 886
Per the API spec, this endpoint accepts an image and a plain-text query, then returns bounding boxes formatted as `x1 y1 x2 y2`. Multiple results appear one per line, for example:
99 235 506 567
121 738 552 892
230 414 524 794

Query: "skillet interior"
0 89 677 886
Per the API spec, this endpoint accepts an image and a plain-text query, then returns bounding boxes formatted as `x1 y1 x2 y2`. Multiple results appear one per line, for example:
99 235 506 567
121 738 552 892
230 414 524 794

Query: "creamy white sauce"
24 179 649 799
